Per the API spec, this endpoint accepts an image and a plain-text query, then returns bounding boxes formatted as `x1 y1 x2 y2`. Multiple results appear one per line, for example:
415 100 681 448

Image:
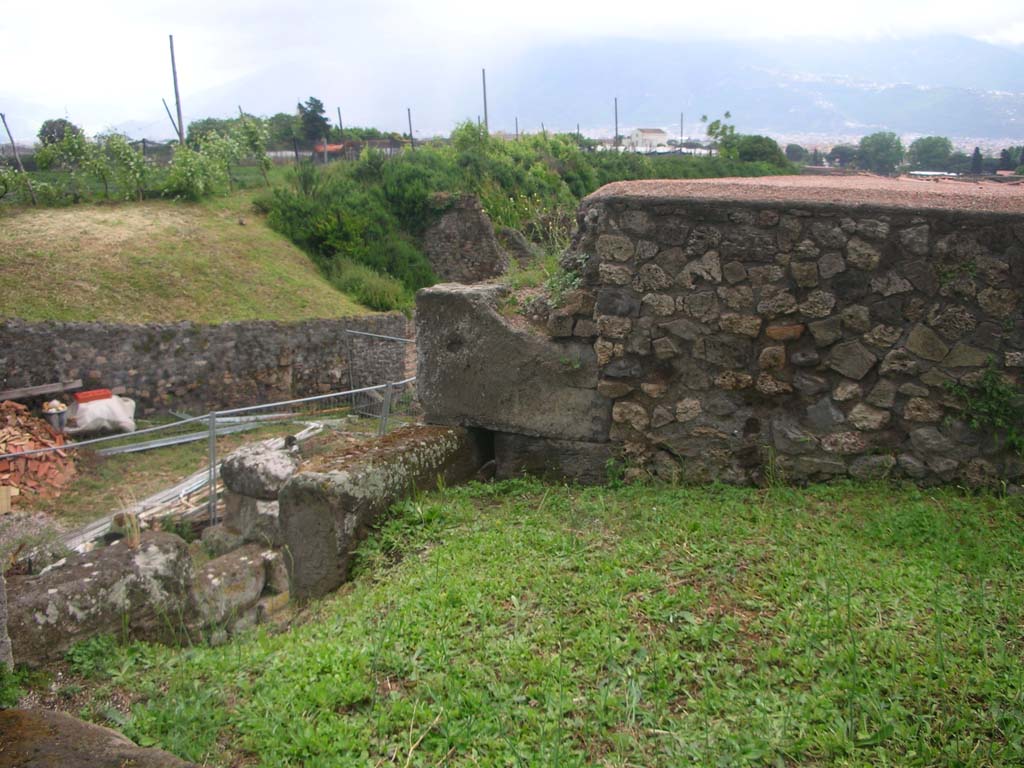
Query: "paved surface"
589 174 1024 214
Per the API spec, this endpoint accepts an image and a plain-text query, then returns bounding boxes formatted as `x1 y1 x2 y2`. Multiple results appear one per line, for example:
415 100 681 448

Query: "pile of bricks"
0 401 76 504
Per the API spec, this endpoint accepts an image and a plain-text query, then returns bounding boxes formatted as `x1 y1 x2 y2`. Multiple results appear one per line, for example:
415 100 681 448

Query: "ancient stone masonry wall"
0 314 412 415
422 194 509 283
550 181 1024 485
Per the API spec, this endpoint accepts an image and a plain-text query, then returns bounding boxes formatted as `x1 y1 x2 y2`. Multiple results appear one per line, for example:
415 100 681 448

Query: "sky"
2 0 1023 141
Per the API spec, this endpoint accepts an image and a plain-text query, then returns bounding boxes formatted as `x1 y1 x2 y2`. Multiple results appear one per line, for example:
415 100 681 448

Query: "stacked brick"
555 185 1023 486
0 401 76 502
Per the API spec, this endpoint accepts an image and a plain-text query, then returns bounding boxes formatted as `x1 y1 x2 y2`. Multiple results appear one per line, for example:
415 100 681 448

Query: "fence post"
207 410 218 523
378 383 393 437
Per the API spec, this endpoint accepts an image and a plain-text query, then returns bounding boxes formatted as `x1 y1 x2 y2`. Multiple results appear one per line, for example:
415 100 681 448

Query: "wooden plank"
0 379 83 401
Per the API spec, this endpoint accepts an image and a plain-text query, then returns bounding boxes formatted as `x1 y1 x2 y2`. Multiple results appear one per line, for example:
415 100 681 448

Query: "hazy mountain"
74 35 1024 142
491 37 1024 139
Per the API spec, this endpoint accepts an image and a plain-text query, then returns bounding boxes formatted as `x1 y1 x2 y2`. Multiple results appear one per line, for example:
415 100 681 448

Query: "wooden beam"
0 379 83 402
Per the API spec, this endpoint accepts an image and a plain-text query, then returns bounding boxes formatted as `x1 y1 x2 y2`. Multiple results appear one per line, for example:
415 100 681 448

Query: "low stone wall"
0 314 412 415
279 425 487 600
417 178 1024 487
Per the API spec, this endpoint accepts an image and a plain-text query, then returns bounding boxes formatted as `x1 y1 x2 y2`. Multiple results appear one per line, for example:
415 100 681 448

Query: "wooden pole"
541 122 547 139
515 116 519 140
482 68 489 134
0 112 36 205
162 98 180 139
168 35 185 145
407 108 414 152
336 107 343 136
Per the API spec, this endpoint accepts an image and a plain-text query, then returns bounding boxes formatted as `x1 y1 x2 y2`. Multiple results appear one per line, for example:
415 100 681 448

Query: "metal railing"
1 378 418 540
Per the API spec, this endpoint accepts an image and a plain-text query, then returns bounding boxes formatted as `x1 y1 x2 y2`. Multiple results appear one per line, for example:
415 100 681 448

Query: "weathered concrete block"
416 284 611 442
220 444 299 501
0 709 197 767
6 532 194 666
279 425 486 600
494 432 616 485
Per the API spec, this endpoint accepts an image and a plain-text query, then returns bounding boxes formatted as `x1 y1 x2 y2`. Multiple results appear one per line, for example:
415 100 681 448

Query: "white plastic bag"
68 396 137 434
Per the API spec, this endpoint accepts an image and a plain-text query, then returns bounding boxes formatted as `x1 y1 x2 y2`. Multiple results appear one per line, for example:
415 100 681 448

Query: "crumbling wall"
422 194 508 283
417 179 1024 487
0 314 412 415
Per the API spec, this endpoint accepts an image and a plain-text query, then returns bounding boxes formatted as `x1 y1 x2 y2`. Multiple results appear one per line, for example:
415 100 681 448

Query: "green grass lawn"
0 190 370 323
48 479 1024 767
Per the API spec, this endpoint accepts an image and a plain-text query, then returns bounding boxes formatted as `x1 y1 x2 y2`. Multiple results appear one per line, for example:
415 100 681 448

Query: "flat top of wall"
587 175 1024 215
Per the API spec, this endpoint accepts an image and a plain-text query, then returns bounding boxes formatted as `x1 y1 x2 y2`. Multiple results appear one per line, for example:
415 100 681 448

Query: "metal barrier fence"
1 378 418 550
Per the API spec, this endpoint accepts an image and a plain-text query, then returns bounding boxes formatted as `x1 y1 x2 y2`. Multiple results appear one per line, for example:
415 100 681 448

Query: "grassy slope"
62 480 1024 767
0 193 369 323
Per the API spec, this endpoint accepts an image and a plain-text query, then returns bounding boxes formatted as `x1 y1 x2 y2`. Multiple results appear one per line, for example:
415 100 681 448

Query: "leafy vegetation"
946 362 1024 454
260 120 793 310
59 479 1024 767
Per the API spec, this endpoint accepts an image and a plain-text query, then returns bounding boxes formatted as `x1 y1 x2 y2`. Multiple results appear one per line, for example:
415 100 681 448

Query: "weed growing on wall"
946 363 1024 454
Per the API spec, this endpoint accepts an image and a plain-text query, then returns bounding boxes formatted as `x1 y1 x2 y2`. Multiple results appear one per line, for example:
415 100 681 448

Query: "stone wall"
418 178 1024 487
0 314 412 415
422 194 508 283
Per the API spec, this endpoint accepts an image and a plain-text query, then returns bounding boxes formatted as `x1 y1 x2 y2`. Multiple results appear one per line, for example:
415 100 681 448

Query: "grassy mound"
50 480 1024 766
0 193 370 323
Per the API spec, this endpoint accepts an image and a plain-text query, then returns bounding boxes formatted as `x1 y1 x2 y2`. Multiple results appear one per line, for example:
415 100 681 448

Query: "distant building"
627 128 669 151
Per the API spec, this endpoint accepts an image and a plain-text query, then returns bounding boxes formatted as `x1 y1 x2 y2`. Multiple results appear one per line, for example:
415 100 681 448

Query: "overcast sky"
2 0 1023 140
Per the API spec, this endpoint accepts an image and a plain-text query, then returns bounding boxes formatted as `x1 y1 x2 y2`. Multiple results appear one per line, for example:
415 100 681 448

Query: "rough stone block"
192 544 267 631
494 432 616 486
906 324 949 362
223 494 283 546
827 341 877 380
416 284 611 442
279 426 486 600
6 533 194 665
0 709 197 767
220 444 299 501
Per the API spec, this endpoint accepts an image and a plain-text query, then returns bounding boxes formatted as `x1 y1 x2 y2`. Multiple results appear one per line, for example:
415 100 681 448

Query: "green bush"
323 257 412 312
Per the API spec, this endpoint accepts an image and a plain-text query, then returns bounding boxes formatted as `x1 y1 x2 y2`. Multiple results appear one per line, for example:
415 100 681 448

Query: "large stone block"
494 432 616 485
6 533 194 665
416 284 611 442
279 426 486 600
220 444 300 501
192 544 267 633
0 709 197 767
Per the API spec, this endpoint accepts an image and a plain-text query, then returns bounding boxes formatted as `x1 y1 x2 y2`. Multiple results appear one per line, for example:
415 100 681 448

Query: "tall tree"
907 136 953 171
827 144 858 167
857 132 904 175
785 143 809 162
37 118 82 146
971 147 984 174
297 97 330 146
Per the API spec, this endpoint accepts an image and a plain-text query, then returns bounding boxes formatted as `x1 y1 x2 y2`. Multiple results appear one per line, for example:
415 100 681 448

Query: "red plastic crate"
72 389 113 403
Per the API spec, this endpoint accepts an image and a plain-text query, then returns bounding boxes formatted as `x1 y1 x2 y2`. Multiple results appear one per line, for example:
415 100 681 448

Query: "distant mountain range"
491 36 1024 140
12 34 1019 144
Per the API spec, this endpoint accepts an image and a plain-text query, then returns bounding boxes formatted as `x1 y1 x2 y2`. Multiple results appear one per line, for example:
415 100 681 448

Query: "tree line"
785 132 1024 176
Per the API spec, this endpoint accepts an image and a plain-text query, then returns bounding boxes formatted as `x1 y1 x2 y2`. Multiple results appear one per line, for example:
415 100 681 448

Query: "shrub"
323 258 412 312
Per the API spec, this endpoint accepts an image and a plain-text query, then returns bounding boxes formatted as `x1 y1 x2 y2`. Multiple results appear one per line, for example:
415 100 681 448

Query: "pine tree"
970 147 983 175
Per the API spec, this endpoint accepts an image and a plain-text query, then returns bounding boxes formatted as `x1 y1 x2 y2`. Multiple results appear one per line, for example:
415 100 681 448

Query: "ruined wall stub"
418 178 1024 487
